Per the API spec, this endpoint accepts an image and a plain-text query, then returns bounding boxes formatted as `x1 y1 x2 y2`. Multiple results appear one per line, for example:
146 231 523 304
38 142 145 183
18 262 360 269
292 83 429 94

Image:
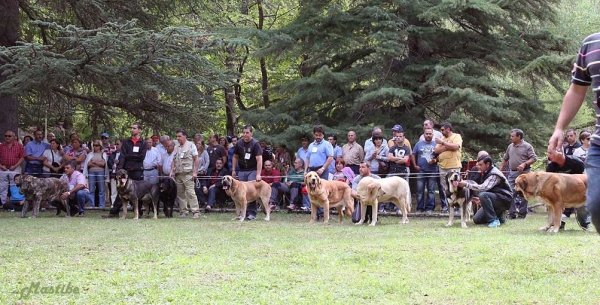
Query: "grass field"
1 210 599 305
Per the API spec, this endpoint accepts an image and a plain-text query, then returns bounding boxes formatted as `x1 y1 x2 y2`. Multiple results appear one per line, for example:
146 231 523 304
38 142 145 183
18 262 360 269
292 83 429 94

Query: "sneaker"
41 208 47 212
454 208 460 216
205 205 212 213
581 222 590 231
287 204 296 210
101 213 119 218
425 210 433 216
179 212 188 218
440 208 449 214
77 212 85 217
488 219 500 228
395 209 402 216
246 214 256 220
192 212 200 219
300 206 310 211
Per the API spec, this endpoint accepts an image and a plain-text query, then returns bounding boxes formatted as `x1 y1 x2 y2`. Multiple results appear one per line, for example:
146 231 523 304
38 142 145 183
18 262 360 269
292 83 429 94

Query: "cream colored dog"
305 171 354 224
356 176 411 226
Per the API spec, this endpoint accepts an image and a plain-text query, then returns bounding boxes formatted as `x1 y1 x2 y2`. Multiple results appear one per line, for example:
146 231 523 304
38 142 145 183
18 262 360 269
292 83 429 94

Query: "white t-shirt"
42 149 63 173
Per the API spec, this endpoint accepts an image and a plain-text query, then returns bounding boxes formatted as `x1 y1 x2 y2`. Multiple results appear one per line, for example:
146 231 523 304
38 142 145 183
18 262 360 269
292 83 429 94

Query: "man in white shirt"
160 140 175 176
143 137 162 184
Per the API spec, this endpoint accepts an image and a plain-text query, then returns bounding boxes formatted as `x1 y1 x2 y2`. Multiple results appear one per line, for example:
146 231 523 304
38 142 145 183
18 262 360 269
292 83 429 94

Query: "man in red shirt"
260 160 281 211
1 130 26 205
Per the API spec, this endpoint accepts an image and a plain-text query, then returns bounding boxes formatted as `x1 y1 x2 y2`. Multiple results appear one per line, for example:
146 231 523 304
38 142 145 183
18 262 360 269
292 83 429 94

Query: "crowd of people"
0 119 593 227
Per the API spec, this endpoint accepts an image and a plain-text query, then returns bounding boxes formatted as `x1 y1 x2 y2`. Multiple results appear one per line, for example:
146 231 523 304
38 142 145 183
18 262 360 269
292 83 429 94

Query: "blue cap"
101 133 109 138
392 125 403 132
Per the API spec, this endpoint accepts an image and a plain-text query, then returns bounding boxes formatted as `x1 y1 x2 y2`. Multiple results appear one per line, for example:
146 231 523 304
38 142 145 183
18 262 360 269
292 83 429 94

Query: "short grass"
1 210 599 305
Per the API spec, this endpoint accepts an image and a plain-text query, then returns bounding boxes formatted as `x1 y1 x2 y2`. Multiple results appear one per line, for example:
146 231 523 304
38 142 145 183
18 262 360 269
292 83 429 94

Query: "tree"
0 0 20 135
244 0 573 156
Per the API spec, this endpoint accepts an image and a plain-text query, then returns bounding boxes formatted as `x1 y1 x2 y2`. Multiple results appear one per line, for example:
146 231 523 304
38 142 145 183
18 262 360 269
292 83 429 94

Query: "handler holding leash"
457 155 512 228
231 125 263 220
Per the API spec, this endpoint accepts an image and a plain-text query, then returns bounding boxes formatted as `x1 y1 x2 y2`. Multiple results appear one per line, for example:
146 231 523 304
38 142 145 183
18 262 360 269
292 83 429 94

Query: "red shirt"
0 142 26 167
260 169 281 184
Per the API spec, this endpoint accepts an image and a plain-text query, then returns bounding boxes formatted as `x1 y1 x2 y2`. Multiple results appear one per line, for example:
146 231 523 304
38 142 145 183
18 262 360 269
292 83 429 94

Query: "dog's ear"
316 175 322 187
367 182 380 201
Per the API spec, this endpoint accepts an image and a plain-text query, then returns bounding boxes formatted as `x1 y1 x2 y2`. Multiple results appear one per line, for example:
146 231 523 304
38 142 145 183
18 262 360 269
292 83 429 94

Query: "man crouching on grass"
456 155 512 228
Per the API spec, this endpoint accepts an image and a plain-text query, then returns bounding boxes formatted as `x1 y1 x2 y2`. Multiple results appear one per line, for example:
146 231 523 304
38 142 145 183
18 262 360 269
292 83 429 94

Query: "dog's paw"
461 224 468 229
368 223 376 227
355 221 364 225
538 226 550 231
546 228 559 234
445 222 453 227
264 217 270 221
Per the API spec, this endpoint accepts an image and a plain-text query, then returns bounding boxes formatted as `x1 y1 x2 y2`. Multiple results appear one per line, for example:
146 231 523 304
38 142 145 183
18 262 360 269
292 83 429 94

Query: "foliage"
0 212 599 304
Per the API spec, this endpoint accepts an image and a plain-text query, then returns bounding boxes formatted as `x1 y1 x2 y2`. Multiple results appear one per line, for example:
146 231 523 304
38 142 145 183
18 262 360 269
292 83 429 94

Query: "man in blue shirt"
24 129 50 177
411 127 439 214
327 134 343 175
296 137 310 163
304 125 334 179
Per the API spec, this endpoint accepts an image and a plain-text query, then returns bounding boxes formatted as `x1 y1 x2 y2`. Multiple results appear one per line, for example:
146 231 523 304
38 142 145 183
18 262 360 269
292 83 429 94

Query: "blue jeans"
70 190 93 214
88 171 106 208
416 172 436 211
586 143 600 233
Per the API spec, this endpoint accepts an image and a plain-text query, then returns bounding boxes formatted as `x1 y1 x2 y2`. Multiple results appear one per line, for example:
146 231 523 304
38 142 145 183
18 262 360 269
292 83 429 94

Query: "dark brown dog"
514 172 587 233
19 175 71 218
115 169 160 219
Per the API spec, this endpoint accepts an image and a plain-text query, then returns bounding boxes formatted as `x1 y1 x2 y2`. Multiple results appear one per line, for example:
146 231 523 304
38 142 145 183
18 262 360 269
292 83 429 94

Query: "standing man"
207 133 227 172
107 139 122 205
419 119 447 212
388 131 411 180
296 137 310 164
160 140 175 177
457 155 513 228
327 134 343 175
102 122 147 218
0 130 26 205
548 32 600 234
101 132 116 204
411 127 440 214
24 129 50 177
305 125 334 179
434 122 463 214
388 125 412 150
171 129 200 219
342 130 365 175
143 137 161 184
156 135 170 156
500 129 537 219
232 125 263 220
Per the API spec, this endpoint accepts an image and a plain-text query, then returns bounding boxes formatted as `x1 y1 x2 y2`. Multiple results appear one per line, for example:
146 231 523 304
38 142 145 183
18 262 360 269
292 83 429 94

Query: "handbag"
50 150 63 174
378 160 389 176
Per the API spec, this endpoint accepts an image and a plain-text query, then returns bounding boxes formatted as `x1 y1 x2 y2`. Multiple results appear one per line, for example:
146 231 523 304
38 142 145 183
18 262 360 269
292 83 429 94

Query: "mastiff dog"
514 172 587 233
158 177 177 218
19 174 71 218
445 171 474 228
356 176 411 226
115 169 160 219
305 171 354 224
221 175 271 221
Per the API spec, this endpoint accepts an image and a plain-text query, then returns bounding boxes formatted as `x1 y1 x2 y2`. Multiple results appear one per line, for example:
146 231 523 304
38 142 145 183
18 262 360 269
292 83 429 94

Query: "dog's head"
19 174 36 194
222 175 235 191
304 171 321 192
115 169 129 188
446 171 462 187
158 177 174 193
514 172 535 200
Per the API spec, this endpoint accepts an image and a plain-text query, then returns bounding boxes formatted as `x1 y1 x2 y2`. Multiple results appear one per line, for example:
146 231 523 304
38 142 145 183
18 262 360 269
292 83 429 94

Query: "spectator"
411 128 440 214
273 143 291 177
231 125 263 220
42 139 64 178
24 129 50 177
387 131 411 180
388 125 412 150
171 129 200 219
259 160 281 211
202 158 230 211
227 136 238 172
22 135 33 146
156 135 170 156
327 134 343 175
419 118 444 141
342 130 364 175
218 136 228 148
364 126 389 152
100 133 116 156
276 157 308 211
563 128 582 156
46 133 56 142
102 122 147 218
500 129 537 220
331 157 355 184
63 138 87 171
207 133 227 172
305 125 334 179
573 130 591 162
364 131 388 175
457 155 512 228
143 137 161 184
107 139 122 205
2 174 25 212
151 135 160 148
261 140 274 162
196 140 209 177
83 140 108 208
296 137 310 163
59 161 93 217
434 122 463 214
419 118 447 211
160 140 175 177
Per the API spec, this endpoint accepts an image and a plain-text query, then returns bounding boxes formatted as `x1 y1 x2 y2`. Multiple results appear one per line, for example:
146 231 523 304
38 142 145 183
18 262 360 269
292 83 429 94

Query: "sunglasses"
93 144 101 147
5 135 14 137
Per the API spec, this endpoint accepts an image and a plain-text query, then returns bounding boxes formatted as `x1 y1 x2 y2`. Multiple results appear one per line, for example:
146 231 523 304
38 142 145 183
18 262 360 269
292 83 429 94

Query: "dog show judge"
231 125 263 220
456 155 512 228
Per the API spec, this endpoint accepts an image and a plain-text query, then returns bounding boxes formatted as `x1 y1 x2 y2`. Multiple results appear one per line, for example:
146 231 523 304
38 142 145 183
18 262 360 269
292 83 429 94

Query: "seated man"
457 155 512 228
271 158 306 211
59 161 93 217
260 160 281 211
3 174 25 212
202 159 230 211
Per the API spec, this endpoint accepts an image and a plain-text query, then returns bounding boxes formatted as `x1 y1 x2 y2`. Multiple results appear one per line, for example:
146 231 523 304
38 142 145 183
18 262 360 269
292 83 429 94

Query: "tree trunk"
257 0 270 108
0 0 20 135
225 47 237 136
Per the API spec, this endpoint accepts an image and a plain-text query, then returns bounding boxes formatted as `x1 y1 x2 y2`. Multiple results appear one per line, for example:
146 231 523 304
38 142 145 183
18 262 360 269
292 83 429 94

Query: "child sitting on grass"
3 174 26 212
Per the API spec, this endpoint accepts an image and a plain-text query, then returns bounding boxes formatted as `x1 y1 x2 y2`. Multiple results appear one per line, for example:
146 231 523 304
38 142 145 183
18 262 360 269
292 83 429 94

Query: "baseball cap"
392 124 403 132
101 133 109 138
151 135 159 140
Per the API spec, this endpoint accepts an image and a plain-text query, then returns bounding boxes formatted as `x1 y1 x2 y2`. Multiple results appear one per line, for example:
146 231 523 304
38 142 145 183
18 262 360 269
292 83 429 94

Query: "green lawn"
1 210 599 304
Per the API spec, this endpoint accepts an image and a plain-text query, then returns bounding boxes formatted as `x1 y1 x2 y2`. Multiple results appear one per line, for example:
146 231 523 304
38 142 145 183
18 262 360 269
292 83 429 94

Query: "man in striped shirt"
548 33 600 234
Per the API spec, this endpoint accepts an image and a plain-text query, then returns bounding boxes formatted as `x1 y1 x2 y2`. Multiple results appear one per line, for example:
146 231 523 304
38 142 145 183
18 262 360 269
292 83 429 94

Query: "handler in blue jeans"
457 155 512 228
60 161 93 217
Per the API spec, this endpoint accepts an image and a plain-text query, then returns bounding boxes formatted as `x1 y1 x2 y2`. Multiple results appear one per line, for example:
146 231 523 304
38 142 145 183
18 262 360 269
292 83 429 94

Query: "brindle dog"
20 175 71 218
115 169 160 219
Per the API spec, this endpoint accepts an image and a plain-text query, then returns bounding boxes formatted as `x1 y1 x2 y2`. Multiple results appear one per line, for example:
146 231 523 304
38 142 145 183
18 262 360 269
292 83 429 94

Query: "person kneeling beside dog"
456 155 512 228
